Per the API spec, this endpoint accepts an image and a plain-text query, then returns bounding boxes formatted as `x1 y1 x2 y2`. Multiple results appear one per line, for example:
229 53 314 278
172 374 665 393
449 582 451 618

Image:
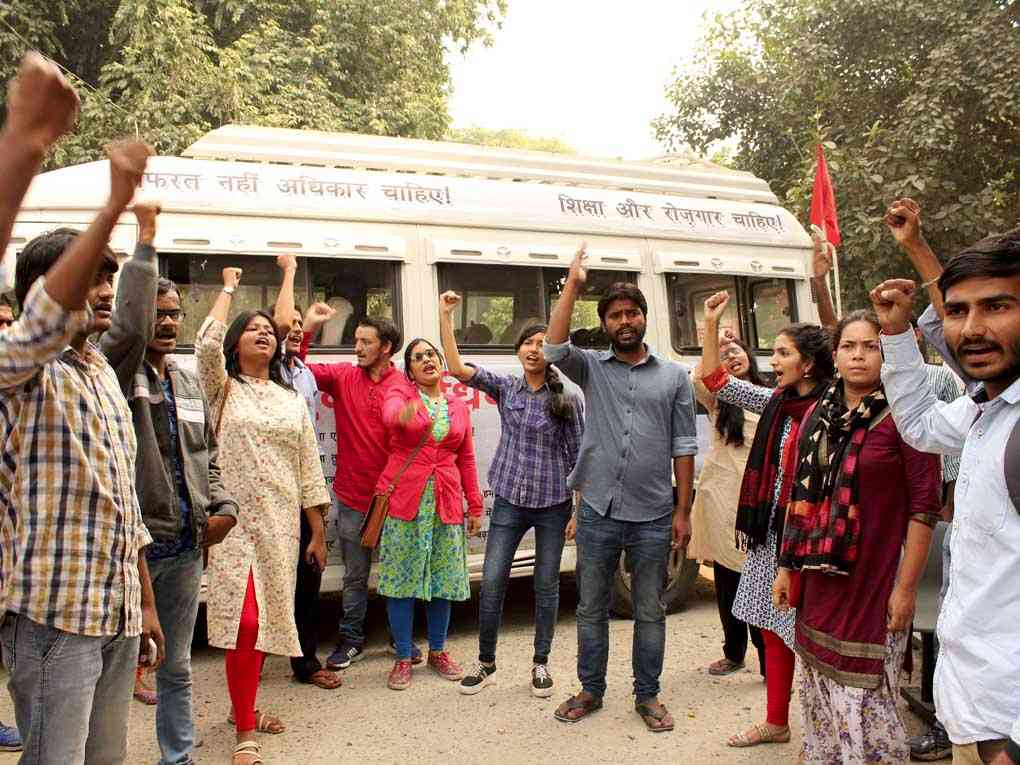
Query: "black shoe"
531 664 554 698
326 642 364 670
910 721 952 761
458 662 496 695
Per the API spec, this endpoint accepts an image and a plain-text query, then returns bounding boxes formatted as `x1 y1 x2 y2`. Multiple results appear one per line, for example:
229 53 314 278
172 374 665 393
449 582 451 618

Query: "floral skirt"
799 630 909 764
376 478 470 601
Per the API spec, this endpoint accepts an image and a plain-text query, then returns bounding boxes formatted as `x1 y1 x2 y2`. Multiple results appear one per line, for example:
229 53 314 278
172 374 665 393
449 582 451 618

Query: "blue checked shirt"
467 365 583 508
0 279 151 637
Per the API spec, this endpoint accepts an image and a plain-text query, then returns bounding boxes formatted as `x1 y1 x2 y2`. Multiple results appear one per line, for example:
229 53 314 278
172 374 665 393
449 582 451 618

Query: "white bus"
4 125 820 616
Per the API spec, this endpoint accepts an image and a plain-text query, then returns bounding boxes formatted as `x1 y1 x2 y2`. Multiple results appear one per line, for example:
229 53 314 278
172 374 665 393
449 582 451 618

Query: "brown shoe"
427 650 463 680
388 660 412 691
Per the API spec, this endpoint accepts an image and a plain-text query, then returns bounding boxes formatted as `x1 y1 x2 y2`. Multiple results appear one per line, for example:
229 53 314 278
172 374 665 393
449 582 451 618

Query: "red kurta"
796 413 941 688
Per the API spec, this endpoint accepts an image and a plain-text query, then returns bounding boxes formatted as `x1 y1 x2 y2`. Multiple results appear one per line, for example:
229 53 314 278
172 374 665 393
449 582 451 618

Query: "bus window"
437 263 638 350
666 273 740 351
163 253 399 349
748 278 796 350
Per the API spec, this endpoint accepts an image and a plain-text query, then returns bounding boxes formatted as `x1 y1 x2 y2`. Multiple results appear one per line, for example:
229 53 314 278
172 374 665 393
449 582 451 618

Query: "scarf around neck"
735 381 825 551
779 379 889 574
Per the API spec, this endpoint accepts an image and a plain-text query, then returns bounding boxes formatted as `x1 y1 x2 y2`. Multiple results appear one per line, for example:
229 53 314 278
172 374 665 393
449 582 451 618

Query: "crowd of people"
0 51 1017 765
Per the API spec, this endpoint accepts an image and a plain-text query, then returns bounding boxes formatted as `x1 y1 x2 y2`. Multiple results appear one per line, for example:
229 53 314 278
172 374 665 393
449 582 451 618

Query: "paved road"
0 568 926 763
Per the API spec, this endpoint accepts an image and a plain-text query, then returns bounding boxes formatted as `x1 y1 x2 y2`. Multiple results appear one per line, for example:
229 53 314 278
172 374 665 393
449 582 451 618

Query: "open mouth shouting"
254 335 273 351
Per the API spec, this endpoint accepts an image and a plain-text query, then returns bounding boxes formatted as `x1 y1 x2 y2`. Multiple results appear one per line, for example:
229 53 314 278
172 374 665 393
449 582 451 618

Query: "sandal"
727 723 791 747
553 693 603 723
306 669 343 690
708 657 745 676
232 741 263 765
227 709 286 735
635 702 675 733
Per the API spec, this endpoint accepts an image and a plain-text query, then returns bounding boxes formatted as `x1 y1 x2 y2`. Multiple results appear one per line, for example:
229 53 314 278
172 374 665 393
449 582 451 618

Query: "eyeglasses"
720 347 744 361
0 318 13 328
156 309 186 322
411 349 439 363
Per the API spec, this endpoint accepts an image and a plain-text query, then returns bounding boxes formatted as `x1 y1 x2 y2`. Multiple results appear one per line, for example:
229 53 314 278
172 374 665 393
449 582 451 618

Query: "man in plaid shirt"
0 54 163 765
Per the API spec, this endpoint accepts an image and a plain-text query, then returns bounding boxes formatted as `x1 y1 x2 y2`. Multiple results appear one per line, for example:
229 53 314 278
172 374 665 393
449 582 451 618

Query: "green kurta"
377 395 470 601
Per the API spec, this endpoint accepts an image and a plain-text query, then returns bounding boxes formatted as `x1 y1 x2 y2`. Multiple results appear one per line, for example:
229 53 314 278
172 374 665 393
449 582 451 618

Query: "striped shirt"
925 363 964 483
0 280 151 637
467 365 583 508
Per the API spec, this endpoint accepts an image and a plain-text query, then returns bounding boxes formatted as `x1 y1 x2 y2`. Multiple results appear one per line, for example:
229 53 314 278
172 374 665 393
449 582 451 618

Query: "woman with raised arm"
438 291 583 698
699 291 834 750
376 337 484 691
195 267 331 765
774 310 939 764
688 334 767 679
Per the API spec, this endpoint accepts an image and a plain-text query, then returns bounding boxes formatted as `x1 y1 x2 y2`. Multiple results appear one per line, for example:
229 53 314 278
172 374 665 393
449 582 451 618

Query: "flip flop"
708 658 745 676
307 669 343 690
635 702 675 733
553 694 603 723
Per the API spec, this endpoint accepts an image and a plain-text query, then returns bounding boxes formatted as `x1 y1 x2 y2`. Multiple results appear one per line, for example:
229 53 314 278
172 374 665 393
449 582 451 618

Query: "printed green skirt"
376 478 470 601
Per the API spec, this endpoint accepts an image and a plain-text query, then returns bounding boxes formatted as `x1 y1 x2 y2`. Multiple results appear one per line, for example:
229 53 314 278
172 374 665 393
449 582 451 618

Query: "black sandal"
635 702 675 733
553 693 603 723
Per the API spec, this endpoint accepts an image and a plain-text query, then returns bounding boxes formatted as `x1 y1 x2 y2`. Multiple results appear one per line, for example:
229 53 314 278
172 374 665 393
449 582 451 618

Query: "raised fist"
276 253 298 272
4 52 79 152
222 267 243 289
703 291 730 324
439 290 461 315
107 140 154 211
868 278 916 336
133 202 161 245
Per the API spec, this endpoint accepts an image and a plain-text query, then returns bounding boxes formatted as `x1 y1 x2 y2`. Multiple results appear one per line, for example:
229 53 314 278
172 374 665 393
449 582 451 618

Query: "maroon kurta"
795 413 941 688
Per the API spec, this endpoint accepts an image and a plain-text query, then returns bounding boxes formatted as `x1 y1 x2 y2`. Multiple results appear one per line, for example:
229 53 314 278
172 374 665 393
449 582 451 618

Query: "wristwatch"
222 286 236 295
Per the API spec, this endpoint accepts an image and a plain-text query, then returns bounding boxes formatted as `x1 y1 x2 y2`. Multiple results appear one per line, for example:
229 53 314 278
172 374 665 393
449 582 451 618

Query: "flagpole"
831 245 843 317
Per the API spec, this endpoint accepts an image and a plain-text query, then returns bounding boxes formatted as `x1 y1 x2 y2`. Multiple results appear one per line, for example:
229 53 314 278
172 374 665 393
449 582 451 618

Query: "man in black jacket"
101 204 238 765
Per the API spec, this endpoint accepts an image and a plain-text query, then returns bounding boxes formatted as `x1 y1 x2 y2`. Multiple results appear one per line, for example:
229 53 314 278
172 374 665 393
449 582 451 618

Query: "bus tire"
608 550 701 619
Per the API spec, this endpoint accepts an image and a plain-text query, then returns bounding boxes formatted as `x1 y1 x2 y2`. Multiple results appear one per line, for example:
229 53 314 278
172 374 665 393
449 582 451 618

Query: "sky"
447 0 743 161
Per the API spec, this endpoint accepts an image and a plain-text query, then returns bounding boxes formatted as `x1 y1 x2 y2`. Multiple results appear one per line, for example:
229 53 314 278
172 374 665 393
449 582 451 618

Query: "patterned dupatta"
780 379 889 574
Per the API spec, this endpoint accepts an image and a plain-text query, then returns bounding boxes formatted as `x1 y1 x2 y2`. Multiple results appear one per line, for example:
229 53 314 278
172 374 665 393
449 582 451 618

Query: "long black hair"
715 336 765 446
223 309 292 390
516 323 575 421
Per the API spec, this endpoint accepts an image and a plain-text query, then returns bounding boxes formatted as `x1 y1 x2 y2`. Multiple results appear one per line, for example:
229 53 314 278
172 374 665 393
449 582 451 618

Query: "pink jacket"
375 386 484 523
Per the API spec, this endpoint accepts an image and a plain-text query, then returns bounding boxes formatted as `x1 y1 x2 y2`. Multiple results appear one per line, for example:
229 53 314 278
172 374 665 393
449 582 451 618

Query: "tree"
447 126 575 154
654 0 1020 309
0 0 506 168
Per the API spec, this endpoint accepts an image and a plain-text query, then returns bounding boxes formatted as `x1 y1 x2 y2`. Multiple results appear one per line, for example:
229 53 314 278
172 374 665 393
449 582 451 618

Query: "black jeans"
291 513 324 682
477 497 572 665
713 562 765 674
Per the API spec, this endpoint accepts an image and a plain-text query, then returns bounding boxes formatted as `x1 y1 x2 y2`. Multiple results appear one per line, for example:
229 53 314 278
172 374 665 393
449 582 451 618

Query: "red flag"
810 144 841 246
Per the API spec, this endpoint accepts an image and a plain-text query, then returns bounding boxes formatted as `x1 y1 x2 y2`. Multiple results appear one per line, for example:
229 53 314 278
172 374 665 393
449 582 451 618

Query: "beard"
610 324 646 352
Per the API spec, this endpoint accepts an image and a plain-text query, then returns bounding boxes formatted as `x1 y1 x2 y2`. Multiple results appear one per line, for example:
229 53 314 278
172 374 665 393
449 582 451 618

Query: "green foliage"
0 0 506 168
448 126 575 154
654 0 1020 310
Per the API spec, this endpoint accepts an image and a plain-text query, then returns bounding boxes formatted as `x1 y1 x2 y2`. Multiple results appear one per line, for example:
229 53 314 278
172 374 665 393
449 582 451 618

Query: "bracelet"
222 286 235 295
920 276 940 289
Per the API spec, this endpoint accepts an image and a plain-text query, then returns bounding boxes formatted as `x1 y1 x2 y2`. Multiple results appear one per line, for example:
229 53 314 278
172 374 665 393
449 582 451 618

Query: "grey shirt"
544 340 698 522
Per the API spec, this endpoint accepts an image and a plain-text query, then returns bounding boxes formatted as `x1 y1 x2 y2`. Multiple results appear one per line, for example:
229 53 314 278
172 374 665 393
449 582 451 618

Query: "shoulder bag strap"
383 412 437 496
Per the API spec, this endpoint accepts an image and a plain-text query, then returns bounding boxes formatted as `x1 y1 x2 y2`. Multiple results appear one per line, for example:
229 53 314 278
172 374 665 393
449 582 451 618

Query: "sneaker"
0 722 22 752
387 660 412 691
531 664 554 698
909 721 952 761
388 640 424 666
459 662 497 695
427 650 464 681
326 642 364 671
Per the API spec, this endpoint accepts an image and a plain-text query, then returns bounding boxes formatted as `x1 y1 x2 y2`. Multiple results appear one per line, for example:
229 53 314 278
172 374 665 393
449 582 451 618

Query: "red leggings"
762 628 795 727
225 571 266 734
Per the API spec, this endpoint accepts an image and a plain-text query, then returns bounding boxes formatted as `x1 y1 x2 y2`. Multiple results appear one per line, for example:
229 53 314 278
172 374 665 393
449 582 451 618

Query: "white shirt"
881 329 1020 746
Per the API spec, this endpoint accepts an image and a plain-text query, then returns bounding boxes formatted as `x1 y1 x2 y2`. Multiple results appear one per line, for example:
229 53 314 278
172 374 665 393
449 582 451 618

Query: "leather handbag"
360 412 435 548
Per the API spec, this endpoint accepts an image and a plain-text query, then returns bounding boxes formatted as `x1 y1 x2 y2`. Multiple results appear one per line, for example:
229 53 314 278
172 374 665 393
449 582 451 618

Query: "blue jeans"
148 548 203 765
336 496 372 646
386 598 451 659
1 612 139 764
575 500 672 702
478 497 571 664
